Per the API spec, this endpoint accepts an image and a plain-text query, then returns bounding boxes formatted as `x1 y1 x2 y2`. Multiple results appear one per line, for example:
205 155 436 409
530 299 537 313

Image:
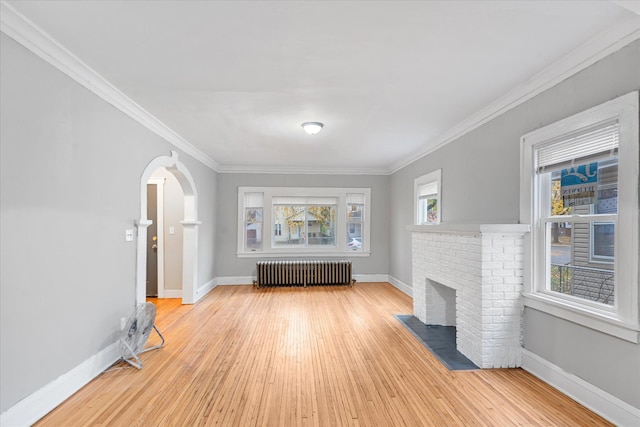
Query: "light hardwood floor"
36 283 612 426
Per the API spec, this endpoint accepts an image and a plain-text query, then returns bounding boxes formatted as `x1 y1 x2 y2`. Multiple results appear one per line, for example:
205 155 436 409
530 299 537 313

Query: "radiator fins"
255 260 353 288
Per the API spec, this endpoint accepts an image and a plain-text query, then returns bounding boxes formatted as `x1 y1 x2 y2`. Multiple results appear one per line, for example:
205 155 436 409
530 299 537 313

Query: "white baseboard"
387 275 413 297
0 342 120 427
215 276 254 285
522 349 640 426
163 289 182 299
194 278 217 302
353 274 388 283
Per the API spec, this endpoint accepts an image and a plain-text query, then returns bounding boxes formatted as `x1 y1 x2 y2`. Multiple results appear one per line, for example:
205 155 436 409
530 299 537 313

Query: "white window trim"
237 187 371 258
520 92 639 343
414 169 442 225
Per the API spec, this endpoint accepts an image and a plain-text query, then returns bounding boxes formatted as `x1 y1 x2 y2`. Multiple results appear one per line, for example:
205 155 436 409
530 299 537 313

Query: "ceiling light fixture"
301 121 324 135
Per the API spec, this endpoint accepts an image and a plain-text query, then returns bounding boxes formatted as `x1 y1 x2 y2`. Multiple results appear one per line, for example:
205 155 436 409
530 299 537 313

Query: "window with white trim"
414 169 441 225
237 187 371 257
520 92 639 342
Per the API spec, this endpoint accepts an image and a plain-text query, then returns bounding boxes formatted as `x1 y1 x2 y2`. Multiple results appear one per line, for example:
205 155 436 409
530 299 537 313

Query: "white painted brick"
411 228 527 368
492 253 514 262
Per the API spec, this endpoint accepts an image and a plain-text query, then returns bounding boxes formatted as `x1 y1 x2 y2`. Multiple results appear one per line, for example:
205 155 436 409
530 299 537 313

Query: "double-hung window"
238 187 371 257
520 92 639 342
414 169 441 225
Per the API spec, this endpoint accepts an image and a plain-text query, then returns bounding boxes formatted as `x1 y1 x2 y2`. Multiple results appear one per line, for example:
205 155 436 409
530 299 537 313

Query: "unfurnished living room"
1 1 639 426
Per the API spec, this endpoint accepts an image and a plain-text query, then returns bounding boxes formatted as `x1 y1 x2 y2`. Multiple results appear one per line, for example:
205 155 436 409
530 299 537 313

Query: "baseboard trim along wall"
521 349 640 426
215 276 255 286
353 274 389 283
195 278 217 301
0 342 121 427
387 275 412 297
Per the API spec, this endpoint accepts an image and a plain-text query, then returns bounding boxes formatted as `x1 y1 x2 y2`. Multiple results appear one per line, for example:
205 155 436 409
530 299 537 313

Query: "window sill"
523 293 640 343
237 251 371 258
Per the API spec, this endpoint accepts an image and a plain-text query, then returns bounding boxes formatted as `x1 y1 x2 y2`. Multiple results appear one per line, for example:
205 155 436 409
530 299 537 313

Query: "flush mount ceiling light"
301 121 324 135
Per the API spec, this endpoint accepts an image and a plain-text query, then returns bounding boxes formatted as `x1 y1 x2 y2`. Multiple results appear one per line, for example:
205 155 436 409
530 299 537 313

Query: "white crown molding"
389 18 640 174
0 1 220 172
3 0 638 177
217 164 389 175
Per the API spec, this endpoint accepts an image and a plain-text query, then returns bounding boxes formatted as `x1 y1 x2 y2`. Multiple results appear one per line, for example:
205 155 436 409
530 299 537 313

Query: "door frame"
137 151 200 305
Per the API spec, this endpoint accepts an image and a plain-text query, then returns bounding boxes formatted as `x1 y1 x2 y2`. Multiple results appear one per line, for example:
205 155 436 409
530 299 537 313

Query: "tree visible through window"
273 204 336 247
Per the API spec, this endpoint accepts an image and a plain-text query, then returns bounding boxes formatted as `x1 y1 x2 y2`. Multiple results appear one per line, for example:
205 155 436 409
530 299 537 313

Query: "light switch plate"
125 229 134 242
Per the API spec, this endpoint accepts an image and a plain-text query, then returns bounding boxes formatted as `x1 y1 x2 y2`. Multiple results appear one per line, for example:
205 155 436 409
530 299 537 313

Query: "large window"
520 92 639 342
237 187 371 257
414 169 441 225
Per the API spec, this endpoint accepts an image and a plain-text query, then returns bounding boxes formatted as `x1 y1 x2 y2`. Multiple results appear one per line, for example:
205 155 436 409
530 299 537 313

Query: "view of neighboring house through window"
273 197 337 248
520 92 639 341
346 193 364 251
414 169 441 225
546 157 617 305
244 192 263 252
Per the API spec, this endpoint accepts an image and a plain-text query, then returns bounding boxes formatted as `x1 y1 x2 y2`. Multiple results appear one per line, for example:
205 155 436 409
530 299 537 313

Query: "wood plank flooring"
36 283 612 426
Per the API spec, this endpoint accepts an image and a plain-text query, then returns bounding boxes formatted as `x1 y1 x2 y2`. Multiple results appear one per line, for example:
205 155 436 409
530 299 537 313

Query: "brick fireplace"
408 224 530 368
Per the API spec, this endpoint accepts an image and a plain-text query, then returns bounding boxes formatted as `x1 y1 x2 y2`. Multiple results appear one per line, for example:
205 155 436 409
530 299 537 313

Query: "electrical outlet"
125 229 134 242
120 317 127 331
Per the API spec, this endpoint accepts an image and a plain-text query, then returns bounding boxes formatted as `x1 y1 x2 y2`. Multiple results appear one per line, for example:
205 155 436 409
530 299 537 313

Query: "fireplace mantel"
407 223 530 235
410 223 530 368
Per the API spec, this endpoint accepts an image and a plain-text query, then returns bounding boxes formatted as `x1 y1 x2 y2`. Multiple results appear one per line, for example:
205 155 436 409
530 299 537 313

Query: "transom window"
520 92 639 342
237 187 371 257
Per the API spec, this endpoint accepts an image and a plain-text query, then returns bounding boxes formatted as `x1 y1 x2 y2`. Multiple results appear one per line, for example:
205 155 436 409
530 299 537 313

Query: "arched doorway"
136 151 200 304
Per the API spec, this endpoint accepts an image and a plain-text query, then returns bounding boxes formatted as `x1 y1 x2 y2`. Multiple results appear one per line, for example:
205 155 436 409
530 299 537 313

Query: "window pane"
245 208 262 251
273 206 305 246
550 158 617 215
593 222 615 258
307 206 336 246
548 221 614 305
549 176 572 216
347 222 362 251
348 204 364 221
595 159 618 214
347 201 364 251
418 196 438 224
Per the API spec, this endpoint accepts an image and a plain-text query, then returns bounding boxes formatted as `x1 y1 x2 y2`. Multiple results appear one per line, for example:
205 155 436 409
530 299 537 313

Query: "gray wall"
215 173 389 279
0 34 217 412
389 40 640 407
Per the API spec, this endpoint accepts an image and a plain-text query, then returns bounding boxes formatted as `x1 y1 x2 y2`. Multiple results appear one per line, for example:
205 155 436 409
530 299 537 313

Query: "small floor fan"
119 302 165 369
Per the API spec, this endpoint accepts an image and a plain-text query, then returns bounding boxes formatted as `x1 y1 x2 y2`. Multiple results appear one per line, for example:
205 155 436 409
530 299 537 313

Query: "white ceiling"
4 1 640 174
